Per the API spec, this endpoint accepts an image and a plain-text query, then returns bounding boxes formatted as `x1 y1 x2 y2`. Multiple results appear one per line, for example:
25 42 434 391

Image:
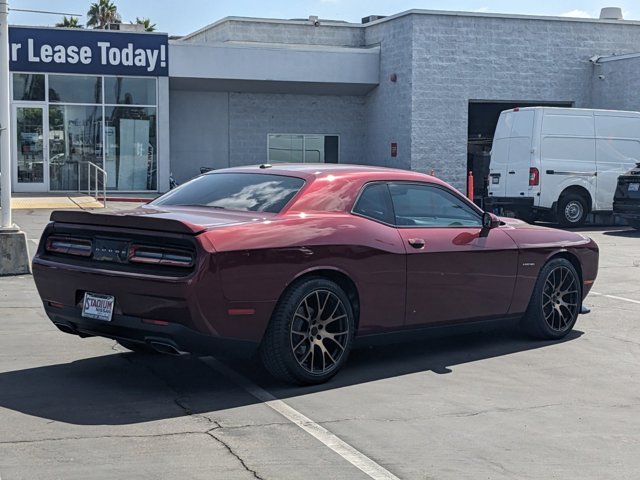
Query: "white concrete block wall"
228 93 366 166
171 12 640 191
408 14 640 190
592 57 640 111
184 19 364 47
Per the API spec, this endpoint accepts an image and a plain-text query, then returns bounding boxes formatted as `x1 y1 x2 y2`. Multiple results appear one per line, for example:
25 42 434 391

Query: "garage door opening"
467 100 573 206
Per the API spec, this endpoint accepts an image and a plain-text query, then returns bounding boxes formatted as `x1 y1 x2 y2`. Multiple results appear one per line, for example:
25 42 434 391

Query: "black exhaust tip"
147 341 187 356
54 323 78 335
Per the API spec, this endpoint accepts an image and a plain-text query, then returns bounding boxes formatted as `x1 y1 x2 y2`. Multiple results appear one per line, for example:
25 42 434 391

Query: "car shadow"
0 326 583 426
602 228 640 238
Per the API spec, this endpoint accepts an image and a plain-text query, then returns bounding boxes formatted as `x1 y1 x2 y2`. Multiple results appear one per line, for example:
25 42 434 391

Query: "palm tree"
55 16 82 28
134 17 156 32
86 0 120 29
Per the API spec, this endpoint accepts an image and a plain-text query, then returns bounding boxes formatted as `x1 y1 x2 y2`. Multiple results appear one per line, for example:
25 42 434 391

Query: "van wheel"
558 194 588 227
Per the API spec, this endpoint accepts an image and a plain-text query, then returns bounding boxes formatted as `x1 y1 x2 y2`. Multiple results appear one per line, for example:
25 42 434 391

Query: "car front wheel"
521 258 581 340
260 278 355 385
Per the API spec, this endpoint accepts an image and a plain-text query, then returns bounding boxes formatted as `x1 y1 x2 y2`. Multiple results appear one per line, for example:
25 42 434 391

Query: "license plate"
82 293 115 321
629 183 639 192
492 176 499 184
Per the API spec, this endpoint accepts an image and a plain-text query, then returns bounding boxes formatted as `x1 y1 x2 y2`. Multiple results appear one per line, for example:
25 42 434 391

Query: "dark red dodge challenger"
33 164 599 384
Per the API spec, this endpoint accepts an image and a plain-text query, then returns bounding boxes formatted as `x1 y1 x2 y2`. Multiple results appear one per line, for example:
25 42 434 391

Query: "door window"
352 183 394 224
389 183 481 227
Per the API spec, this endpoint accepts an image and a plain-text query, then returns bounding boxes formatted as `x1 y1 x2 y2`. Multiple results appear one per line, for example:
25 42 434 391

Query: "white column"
0 0 12 229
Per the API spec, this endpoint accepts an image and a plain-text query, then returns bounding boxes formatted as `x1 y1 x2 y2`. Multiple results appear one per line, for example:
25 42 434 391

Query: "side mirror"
482 212 500 229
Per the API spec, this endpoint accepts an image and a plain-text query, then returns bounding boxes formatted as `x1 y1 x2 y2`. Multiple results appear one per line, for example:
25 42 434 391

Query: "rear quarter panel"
203 213 407 336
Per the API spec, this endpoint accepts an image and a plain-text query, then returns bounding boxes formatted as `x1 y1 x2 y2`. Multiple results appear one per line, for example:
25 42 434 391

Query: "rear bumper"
613 201 640 220
44 304 257 356
484 196 535 213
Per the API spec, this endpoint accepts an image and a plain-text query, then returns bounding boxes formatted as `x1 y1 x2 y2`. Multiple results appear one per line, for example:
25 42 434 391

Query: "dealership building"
8 8 640 196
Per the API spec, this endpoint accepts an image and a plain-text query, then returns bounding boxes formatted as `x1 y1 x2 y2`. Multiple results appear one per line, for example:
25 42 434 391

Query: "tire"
629 220 640 231
557 193 588 227
520 258 581 340
117 339 159 354
259 278 355 385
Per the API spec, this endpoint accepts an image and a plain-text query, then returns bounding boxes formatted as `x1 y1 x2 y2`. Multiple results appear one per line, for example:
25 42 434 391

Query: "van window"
511 110 535 137
595 115 640 138
542 113 594 136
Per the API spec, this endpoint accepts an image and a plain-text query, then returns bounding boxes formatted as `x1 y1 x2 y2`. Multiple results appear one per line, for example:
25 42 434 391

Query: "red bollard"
467 171 474 202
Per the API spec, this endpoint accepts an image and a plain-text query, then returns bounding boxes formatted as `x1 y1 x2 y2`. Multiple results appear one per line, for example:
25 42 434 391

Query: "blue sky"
7 0 638 35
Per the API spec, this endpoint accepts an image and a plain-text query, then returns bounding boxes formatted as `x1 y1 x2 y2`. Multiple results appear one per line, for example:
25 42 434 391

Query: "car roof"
212 163 447 185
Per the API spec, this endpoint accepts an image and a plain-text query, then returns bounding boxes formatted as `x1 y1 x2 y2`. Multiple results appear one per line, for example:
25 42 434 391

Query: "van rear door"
504 109 535 198
488 111 512 198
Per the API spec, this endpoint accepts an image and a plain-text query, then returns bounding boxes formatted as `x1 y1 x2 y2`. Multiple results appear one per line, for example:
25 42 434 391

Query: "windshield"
153 173 305 213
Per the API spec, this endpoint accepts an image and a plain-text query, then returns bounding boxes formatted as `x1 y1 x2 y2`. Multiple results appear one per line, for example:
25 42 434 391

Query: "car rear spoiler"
50 210 206 235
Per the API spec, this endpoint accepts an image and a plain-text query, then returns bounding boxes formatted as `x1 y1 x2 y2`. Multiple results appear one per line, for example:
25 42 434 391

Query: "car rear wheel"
521 258 581 340
260 278 355 385
557 194 588 227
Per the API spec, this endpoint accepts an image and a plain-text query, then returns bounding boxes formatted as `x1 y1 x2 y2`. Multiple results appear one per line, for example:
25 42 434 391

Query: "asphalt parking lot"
1 206 639 480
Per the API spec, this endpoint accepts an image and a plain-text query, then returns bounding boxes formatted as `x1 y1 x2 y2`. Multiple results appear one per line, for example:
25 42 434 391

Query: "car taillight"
529 167 540 186
45 236 92 257
128 245 194 268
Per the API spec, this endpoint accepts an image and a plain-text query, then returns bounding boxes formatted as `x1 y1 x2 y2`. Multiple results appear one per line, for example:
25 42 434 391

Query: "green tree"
55 16 82 28
134 17 156 32
86 0 120 29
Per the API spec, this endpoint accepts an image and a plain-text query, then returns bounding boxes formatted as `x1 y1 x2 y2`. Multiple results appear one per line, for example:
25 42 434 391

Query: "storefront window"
268 134 339 163
104 106 157 190
49 105 103 191
104 77 156 105
49 74 102 104
12 74 45 101
10 73 158 192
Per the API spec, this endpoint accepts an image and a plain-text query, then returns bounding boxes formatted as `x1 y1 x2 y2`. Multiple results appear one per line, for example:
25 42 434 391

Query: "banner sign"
9 26 168 76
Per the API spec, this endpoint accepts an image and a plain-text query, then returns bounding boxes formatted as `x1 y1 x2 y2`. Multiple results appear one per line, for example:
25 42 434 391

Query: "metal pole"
0 0 12 229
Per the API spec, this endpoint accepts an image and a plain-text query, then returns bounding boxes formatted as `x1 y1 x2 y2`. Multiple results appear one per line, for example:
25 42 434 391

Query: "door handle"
408 238 426 249
508 171 516 174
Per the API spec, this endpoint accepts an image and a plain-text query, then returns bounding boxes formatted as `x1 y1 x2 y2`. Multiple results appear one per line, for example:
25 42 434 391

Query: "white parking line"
590 291 640 305
201 357 400 480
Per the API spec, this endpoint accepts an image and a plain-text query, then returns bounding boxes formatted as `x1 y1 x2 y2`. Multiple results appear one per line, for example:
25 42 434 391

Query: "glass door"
13 104 48 192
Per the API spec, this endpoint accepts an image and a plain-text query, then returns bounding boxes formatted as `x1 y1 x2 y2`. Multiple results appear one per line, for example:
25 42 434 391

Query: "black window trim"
351 180 484 229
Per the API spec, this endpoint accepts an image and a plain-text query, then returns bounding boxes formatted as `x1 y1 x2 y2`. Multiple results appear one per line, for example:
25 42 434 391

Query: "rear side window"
352 183 394 224
388 183 481 227
153 173 305 213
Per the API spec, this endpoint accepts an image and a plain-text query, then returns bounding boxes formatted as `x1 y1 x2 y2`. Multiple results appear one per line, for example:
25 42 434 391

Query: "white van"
485 107 640 226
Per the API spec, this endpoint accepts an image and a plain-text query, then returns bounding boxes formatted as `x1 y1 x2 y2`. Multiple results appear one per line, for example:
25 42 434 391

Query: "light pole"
0 0 29 275
0 0 11 230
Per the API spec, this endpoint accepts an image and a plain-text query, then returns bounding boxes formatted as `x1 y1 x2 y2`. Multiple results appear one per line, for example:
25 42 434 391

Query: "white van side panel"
594 114 640 210
539 110 596 210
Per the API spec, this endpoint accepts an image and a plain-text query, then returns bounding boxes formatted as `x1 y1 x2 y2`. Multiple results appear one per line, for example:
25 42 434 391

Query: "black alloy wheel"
260 278 355 385
521 258 581 339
